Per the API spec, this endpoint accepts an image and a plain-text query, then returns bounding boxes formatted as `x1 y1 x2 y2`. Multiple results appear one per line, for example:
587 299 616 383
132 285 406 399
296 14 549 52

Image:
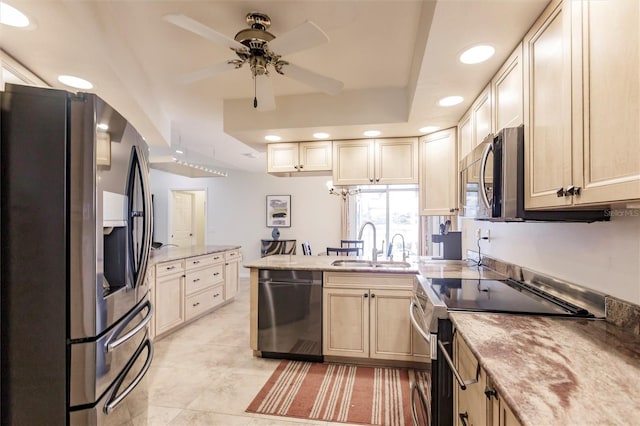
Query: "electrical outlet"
475 228 482 239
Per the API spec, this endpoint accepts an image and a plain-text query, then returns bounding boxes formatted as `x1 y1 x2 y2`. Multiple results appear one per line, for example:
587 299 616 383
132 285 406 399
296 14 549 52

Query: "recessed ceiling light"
265 135 281 142
58 75 93 90
460 45 495 64
313 132 330 139
419 126 439 134
0 3 30 28
97 123 109 131
438 96 463 107
363 130 381 137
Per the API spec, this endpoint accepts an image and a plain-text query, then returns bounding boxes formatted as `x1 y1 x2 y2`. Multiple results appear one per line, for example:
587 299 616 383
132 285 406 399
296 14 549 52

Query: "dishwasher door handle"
262 279 316 286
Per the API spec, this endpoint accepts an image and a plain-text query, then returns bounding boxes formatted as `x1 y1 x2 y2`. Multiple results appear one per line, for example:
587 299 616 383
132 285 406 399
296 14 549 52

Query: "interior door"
171 191 194 247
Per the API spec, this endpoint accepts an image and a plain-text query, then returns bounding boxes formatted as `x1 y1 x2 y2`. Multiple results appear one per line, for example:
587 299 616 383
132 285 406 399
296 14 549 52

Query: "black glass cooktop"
429 278 591 317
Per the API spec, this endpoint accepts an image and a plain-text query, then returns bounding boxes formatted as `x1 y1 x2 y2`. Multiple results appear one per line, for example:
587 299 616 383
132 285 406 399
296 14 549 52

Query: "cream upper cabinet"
472 85 493 148
332 138 418 185
523 0 574 209
458 110 473 160
267 141 332 175
419 128 458 215
571 0 640 205
492 43 523 131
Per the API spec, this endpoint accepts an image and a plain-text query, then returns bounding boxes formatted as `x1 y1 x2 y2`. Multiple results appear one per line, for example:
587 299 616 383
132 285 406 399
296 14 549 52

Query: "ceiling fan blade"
267 21 329 56
164 14 246 51
176 61 238 84
255 74 276 111
280 63 344 95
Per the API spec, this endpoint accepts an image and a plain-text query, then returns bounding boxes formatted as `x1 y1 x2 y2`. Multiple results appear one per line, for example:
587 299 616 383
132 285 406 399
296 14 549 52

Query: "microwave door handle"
479 143 493 210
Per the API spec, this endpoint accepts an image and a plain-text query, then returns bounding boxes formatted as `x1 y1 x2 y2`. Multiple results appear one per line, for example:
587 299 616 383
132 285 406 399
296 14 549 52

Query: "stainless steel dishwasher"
258 269 323 362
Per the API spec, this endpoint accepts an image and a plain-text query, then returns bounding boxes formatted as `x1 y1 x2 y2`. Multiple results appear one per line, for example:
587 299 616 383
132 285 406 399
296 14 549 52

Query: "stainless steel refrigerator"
1 83 154 424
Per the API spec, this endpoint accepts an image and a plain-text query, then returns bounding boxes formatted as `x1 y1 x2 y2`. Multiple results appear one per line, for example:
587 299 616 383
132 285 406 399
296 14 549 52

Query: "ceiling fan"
164 11 344 111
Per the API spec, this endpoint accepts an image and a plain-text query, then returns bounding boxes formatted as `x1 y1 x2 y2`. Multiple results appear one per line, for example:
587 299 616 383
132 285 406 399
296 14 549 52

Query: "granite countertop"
450 312 640 425
149 245 241 265
243 255 507 278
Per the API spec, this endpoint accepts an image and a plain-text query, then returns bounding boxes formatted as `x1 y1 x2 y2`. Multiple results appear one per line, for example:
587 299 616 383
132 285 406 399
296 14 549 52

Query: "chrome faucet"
358 221 379 262
388 233 407 262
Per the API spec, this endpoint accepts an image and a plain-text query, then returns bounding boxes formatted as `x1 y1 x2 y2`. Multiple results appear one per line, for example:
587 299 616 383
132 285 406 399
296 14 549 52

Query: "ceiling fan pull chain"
253 75 258 108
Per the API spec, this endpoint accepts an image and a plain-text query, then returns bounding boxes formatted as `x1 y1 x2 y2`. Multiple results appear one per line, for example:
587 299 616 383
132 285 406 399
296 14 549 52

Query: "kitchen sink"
330 260 412 269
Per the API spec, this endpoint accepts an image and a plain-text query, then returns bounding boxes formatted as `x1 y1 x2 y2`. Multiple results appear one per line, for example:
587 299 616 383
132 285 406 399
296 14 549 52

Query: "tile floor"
141 277 358 426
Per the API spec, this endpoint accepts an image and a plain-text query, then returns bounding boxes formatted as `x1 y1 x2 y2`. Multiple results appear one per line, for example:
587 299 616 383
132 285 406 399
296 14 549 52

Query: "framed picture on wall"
266 195 291 228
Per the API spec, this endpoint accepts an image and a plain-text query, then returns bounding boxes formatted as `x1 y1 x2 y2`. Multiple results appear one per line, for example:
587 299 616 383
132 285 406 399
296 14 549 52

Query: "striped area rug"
246 360 431 426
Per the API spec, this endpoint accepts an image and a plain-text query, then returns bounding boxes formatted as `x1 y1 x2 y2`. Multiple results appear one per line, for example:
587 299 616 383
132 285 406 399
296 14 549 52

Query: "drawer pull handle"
459 412 469 426
214 272 220 276
193 260 200 264
214 256 220 260
193 278 200 282
214 293 220 298
192 302 200 307
166 266 176 270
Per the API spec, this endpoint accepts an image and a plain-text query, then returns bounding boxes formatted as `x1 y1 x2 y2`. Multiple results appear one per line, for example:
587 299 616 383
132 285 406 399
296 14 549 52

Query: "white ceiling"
1 0 549 173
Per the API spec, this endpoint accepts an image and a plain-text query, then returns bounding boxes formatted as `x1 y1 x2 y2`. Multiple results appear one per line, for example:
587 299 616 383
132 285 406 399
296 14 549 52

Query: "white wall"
150 169 342 276
461 215 640 305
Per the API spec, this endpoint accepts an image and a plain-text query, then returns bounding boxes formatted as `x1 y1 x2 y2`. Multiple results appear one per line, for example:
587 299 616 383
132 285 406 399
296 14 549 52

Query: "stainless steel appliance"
409 259 605 426
1 84 154 424
257 269 323 361
459 125 608 222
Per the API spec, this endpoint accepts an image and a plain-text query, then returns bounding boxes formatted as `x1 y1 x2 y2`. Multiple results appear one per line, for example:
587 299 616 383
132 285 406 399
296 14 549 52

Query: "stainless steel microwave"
459 125 608 222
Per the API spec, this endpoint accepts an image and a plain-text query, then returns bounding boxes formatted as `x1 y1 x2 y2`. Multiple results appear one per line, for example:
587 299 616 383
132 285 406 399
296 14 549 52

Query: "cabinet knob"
294 165 299 170
375 178 380 183
369 178 374 183
371 293 376 298
484 387 497 400
566 185 581 196
299 164 304 169
556 187 566 197
449 207 459 213
459 412 469 426
364 293 369 298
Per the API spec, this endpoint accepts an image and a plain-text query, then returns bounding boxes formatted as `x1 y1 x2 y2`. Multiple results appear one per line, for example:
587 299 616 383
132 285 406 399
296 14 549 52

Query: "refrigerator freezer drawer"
70 298 152 407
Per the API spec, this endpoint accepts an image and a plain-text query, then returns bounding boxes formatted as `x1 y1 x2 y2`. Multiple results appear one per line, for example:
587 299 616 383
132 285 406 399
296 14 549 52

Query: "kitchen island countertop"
149 245 241 265
450 312 640 425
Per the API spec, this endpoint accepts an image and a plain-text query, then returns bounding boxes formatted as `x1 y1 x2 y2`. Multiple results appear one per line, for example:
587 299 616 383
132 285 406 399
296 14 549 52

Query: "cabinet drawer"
185 284 224 320
156 259 184 277
185 253 223 271
185 264 224 294
225 250 240 261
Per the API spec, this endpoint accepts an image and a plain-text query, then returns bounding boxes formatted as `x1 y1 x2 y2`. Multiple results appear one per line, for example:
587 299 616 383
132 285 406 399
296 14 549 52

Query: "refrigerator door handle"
104 338 154 415
105 300 153 353
127 145 153 290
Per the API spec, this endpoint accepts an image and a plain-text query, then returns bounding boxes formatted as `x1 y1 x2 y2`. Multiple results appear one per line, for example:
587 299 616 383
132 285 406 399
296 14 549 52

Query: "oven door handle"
437 340 479 391
409 301 431 343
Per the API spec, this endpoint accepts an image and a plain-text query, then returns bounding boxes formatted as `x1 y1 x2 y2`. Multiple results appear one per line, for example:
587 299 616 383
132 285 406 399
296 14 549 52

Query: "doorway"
169 189 207 247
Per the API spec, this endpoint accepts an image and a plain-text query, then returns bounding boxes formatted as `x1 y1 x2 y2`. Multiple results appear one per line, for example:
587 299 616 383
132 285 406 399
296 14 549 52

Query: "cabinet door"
523 0 573 209
572 0 640 205
224 259 239 300
375 138 419 184
299 141 332 172
492 43 523 131
419 128 458 215
267 143 299 173
323 288 369 358
332 140 374 185
458 110 473 160
155 272 185 336
454 334 488 426
369 289 413 361
472 85 492 148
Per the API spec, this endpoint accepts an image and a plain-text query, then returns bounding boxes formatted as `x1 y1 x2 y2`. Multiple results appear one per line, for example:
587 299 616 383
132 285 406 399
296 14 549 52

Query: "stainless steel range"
409 258 606 426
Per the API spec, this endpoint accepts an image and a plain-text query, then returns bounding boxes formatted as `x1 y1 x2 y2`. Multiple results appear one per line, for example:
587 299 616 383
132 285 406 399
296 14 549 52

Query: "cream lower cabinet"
224 249 240 300
323 272 427 363
155 259 186 336
419 128 458 215
454 333 521 426
154 249 238 339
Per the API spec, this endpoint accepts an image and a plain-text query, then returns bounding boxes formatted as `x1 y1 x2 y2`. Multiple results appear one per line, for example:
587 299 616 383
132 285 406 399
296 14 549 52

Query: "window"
350 185 419 260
